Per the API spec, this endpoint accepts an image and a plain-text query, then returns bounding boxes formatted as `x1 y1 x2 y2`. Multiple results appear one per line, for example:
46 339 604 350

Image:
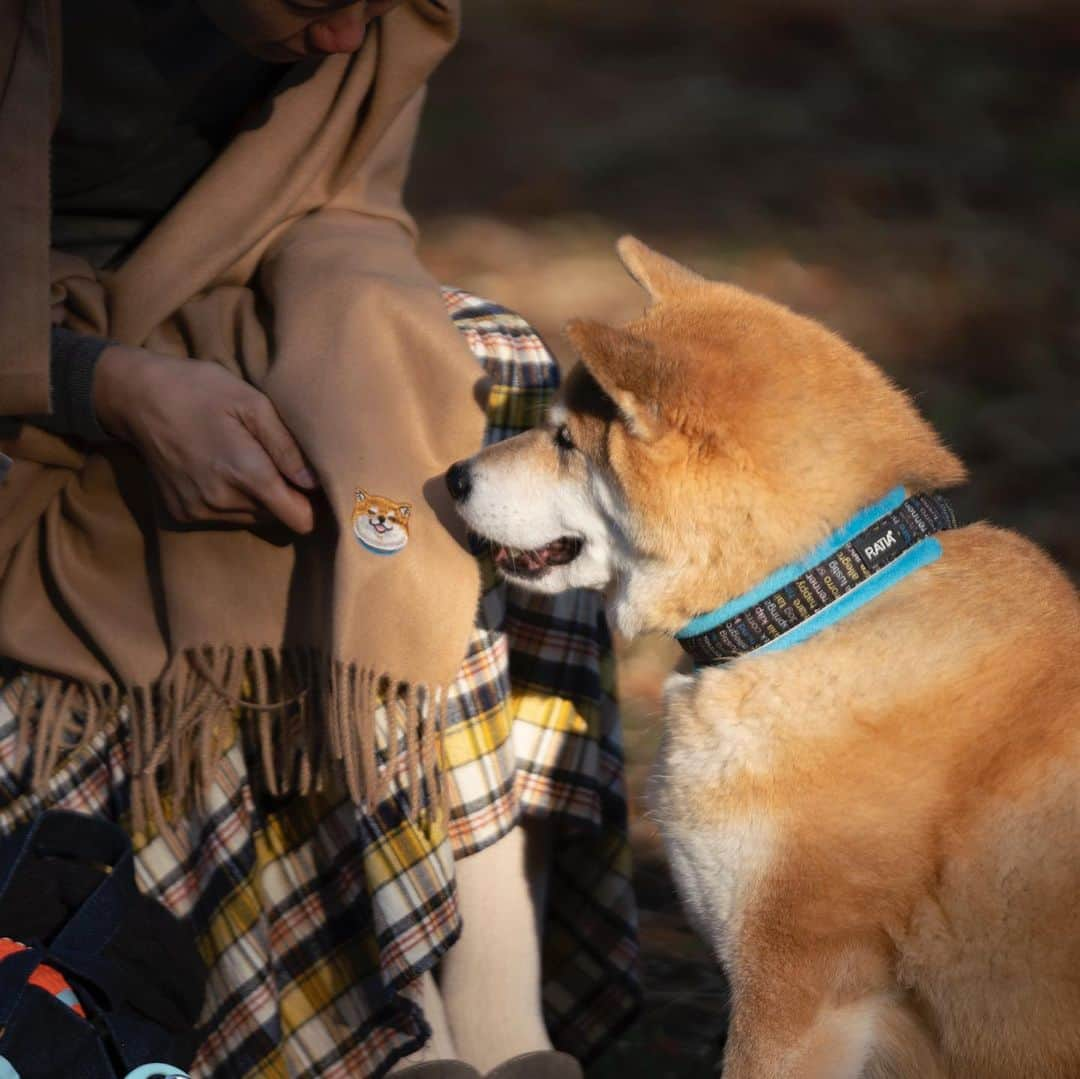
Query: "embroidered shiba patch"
353 489 411 555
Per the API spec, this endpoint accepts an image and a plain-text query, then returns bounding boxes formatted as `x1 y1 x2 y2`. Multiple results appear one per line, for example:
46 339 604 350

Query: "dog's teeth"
488 536 582 578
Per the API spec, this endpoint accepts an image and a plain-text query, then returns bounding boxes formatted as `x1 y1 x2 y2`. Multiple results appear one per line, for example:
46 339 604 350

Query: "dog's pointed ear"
617 235 705 303
566 319 664 441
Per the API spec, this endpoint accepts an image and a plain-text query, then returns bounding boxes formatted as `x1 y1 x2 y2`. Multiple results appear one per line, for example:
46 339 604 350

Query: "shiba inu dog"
352 489 411 555
445 238 1080 1078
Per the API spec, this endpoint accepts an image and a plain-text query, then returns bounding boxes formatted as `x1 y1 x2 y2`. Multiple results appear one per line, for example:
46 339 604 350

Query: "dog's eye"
553 425 576 451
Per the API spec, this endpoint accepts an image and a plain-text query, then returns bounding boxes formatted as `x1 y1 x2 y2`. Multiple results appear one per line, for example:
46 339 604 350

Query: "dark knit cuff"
47 327 116 444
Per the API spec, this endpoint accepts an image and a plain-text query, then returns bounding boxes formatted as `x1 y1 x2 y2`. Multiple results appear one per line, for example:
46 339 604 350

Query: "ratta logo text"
864 530 896 560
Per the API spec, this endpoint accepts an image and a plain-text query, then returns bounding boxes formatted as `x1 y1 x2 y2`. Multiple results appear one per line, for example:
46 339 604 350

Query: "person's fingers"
238 394 319 491
200 484 262 516
160 484 190 524
134 367 318 531
230 440 315 534
251 472 315 533
196 505 264 526
174 504 262 527
158 470 262 527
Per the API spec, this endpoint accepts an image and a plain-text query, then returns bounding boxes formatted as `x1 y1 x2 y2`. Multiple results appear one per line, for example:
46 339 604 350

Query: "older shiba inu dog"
445 238 1080 1078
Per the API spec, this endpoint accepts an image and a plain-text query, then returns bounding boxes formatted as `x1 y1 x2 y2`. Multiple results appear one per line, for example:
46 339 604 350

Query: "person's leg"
438 819 554 1073
389 970 460 1070
432 290 630 1075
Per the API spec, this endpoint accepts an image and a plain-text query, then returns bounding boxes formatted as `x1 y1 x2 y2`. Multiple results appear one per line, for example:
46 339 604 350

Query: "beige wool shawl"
0 0 485 827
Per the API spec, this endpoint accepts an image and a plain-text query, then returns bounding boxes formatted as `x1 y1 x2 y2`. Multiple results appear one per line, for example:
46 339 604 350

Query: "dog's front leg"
721 947 944 1079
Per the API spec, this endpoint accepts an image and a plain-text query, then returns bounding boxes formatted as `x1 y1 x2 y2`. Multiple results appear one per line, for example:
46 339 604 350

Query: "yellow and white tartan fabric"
0 289 640 1078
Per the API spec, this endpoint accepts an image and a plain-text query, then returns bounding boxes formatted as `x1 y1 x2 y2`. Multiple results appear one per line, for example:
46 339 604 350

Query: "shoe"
393 1062 482 1078
485 1051 584 1079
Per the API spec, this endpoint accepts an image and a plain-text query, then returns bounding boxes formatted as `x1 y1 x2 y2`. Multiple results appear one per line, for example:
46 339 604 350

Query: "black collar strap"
676 488 958 667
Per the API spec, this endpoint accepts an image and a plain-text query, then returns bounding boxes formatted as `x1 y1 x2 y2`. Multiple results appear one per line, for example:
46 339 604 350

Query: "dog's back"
894 527 1080 1077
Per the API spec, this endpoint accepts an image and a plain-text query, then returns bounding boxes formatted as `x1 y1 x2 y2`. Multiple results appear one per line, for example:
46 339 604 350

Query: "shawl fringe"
3 648 450 836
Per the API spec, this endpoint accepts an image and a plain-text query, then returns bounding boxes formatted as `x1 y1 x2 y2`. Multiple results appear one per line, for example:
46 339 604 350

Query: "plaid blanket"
0 289 640 1078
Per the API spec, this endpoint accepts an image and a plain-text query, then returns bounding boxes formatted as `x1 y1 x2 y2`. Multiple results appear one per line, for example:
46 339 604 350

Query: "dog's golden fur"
453 238 1080 1077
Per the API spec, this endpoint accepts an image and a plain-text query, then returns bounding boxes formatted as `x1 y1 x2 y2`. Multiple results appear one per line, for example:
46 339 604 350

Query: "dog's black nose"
446 461 472 502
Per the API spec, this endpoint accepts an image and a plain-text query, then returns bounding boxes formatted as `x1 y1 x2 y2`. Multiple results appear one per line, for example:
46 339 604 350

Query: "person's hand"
93 344 318 533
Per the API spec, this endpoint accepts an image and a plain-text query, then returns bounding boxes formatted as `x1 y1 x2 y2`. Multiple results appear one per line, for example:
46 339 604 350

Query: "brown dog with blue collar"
446 238 1080 1078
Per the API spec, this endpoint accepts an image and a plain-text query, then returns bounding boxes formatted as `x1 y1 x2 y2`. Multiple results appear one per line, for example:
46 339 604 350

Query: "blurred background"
408 2 1079 1073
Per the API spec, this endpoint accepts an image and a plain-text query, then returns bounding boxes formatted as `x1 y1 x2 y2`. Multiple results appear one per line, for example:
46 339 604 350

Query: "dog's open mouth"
489 536 584 579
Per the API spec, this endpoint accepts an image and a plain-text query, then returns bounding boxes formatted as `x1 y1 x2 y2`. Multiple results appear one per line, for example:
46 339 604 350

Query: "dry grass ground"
410 4 1078 1073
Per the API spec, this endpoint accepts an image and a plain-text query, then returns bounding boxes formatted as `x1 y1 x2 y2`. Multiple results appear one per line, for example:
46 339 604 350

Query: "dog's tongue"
491 537 580 575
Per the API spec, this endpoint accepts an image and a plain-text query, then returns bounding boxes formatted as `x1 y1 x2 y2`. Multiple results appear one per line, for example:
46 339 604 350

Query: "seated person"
0 2 638 1075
